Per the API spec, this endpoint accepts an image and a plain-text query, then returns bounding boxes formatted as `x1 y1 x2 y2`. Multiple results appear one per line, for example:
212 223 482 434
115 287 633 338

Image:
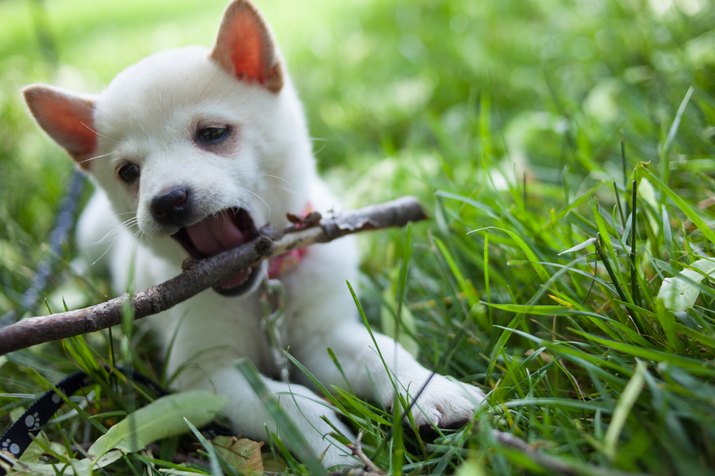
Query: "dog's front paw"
272 390 357 469
401 374 485 428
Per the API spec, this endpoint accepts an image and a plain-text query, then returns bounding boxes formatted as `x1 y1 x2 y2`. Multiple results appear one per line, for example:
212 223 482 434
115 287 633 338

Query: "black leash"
0 170 86 327
0 371 91 465
0 367 234 474
0 367 167 474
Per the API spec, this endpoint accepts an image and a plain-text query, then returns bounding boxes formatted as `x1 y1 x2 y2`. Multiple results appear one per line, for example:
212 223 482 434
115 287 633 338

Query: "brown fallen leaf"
212 436 264 475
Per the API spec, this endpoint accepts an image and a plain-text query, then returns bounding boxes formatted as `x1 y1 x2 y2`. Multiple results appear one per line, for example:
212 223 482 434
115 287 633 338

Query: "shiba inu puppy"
23 0 484 467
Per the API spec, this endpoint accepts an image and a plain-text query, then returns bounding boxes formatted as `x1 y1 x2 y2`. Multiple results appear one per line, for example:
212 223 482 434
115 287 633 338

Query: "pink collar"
268 247 308 279
267 203 312 279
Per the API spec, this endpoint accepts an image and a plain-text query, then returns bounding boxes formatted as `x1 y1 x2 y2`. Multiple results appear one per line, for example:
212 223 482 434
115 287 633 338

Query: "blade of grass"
639 165 715 244
184 418 223 476
604 360 646 460
574 332 715 376
630 180 641 307
659 86 695 185
235 359 326 475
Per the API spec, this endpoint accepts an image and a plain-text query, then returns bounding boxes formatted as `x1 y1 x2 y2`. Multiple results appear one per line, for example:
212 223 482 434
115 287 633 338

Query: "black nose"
151 187 191 226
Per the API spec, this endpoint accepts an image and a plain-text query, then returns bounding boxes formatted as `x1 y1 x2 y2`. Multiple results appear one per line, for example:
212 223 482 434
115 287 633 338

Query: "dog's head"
23 0 314 295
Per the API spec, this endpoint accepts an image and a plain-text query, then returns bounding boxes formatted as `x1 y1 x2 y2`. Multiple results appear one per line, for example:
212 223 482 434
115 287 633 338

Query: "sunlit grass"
1 0 714 474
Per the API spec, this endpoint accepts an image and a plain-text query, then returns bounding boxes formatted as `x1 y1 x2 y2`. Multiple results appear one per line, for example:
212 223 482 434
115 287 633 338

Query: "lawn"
1 0 714 474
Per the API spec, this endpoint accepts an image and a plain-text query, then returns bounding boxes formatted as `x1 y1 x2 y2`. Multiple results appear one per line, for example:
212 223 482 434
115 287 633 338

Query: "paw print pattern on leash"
24 412 41 432
1 438 21 456
0 370 98 468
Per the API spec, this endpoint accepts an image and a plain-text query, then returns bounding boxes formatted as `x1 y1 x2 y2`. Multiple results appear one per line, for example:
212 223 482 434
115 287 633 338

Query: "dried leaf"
213 436 264 475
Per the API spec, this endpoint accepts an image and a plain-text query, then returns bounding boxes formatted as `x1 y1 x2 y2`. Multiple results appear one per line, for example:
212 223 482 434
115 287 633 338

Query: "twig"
492 430 578 475
492 430 648 476
347 430 385 475
0 196 427 356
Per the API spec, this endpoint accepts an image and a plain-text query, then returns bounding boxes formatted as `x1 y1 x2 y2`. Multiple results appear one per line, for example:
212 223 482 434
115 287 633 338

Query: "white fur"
42 7 484 469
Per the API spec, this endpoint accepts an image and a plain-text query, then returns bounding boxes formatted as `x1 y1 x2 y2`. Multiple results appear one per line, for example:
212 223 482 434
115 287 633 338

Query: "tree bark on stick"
0 196 427 356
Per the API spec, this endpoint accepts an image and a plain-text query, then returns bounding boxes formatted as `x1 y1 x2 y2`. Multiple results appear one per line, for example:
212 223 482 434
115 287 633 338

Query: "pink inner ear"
229 12 267 83
24 87 97 168
211 1 282 92
49 99 97 159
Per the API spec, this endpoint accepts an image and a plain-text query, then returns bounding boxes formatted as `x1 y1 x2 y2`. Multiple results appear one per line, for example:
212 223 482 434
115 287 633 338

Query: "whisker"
259 173 291 186
131 228 144 241
80 151 114 165
80 121 114 142
93 217 137 244
88 219 138 266
266 184 296 195
239 187 271 214
90 244 113 266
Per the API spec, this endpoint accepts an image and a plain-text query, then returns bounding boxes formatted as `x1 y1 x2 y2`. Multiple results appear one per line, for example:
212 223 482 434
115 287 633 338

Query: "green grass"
1 0 715 474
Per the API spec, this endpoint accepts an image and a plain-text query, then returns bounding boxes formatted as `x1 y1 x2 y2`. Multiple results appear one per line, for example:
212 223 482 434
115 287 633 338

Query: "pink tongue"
185 213 248 257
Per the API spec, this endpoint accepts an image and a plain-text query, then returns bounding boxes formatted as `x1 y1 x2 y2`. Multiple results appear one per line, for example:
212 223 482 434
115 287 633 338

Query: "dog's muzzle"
172 207 262 296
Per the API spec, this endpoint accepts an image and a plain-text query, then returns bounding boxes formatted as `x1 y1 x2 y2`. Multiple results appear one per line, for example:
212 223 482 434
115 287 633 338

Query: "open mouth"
172 208 261 296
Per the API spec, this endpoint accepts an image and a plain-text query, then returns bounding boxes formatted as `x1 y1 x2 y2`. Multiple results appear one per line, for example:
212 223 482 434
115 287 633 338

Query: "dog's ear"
23 85 97 169
210 0 283 93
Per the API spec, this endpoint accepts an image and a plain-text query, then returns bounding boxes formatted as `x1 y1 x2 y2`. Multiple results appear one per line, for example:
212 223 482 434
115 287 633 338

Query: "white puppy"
23 0 484 467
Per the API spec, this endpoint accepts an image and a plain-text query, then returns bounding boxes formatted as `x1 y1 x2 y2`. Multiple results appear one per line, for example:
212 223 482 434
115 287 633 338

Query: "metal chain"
259 278 290 383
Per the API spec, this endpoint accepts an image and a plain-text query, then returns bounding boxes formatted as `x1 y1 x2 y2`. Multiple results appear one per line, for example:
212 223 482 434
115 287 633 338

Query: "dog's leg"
294 322 485 429
285 234 484 428
197 365 356 468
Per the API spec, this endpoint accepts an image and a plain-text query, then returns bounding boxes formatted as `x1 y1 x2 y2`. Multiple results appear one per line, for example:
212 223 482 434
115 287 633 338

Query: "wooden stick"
0 196 427 356
347 430 385 475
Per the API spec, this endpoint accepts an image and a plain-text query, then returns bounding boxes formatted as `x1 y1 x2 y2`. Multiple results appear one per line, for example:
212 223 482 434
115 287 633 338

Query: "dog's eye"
118 163 140 184
196 126 230 145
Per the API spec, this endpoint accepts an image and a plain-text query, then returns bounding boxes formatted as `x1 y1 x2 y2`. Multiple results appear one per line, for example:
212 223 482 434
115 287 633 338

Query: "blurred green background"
2 0 712 236
1 0 714 473
1 0 713 234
